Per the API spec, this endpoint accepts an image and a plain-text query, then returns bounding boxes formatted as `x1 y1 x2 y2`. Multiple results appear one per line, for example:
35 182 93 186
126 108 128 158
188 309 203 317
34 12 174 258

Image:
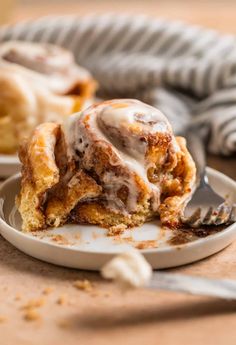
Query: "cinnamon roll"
0 41 96 154
17 99 196 232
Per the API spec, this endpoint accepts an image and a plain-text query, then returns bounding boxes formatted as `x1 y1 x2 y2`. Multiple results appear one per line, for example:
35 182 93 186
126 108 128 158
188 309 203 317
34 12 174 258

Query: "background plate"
0 154 20 178
0 168 235 270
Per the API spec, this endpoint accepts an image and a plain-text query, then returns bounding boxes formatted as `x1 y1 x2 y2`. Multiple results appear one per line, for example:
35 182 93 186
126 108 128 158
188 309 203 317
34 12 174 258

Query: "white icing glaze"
66 99 178 213
101 250 152 289
0 41 73 73
0 41 91 94
100 101 170 133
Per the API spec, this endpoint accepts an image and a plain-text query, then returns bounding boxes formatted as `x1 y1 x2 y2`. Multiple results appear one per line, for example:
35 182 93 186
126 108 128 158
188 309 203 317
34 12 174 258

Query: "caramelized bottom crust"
71 201 155 229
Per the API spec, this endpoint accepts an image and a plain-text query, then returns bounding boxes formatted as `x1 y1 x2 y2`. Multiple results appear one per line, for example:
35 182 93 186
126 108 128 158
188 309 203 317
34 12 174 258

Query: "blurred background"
1 0 236 34
0 0 235 177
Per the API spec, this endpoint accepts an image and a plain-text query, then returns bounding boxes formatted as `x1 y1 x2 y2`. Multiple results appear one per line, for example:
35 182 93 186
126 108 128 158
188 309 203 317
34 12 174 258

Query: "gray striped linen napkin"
1 14 236 156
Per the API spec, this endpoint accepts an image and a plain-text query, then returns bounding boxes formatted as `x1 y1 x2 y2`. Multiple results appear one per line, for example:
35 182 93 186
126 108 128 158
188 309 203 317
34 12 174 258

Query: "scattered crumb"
92 231 102 240
21 297 44 322
42 286 54 295
107 224 126 236
57 294 67 305
50 234 70 245
74 233 81 241
135 240 158 250
104 292 111 298
73 279 93 292
57 319 70 329
32 232 45 240
112 236 158 249
15 294 22 301
113 236 134 245
158 227 166 241
24 309 41 321
21 298 45 310
0 316 7 323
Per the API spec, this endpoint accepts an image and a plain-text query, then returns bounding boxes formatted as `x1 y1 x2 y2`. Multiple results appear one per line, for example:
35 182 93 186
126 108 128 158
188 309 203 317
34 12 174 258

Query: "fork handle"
149 272 236 300
185 128 207 184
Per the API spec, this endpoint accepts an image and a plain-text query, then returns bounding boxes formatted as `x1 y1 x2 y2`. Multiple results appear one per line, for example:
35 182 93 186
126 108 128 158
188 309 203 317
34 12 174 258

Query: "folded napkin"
1 14 236 155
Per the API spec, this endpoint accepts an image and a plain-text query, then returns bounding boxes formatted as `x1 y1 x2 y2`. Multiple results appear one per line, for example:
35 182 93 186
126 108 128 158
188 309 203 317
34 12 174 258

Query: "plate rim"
0 154 20 178
0 168 235 256
0 153 19 164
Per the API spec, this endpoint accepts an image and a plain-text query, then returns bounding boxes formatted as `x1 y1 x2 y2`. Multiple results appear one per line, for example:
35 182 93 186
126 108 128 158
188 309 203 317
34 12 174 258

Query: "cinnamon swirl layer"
0 41 96 153
17 99 196 232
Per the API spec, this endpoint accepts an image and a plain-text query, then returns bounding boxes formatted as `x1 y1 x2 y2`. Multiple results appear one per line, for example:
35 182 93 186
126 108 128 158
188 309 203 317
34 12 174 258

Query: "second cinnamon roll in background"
0 40 97 154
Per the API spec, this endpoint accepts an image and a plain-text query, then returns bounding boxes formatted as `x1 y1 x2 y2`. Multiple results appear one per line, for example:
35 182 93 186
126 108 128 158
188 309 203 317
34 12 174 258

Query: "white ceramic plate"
0 168 235 270
0 154 20 178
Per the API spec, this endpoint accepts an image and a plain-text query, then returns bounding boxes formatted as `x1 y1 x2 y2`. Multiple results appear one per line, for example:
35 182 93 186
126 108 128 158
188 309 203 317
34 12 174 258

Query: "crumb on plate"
135 240 158 250
112 236 158 249
112 236 134 245
107 224 126 236
74 233 81 241
50 234 70 245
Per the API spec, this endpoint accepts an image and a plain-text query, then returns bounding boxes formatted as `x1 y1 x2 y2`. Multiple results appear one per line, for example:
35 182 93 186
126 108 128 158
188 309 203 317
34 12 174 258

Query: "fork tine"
183 202 235 228
202 206 220 226
202 207 213 225
183 207 202 227
214 205 231 225
229 205 236 223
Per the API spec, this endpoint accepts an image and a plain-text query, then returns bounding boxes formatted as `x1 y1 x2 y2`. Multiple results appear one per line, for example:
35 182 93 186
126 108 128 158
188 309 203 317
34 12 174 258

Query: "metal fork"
182 128 235 228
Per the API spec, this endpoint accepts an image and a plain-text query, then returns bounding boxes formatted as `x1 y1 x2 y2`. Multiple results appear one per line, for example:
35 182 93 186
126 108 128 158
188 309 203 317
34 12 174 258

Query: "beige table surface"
1 1 236 344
